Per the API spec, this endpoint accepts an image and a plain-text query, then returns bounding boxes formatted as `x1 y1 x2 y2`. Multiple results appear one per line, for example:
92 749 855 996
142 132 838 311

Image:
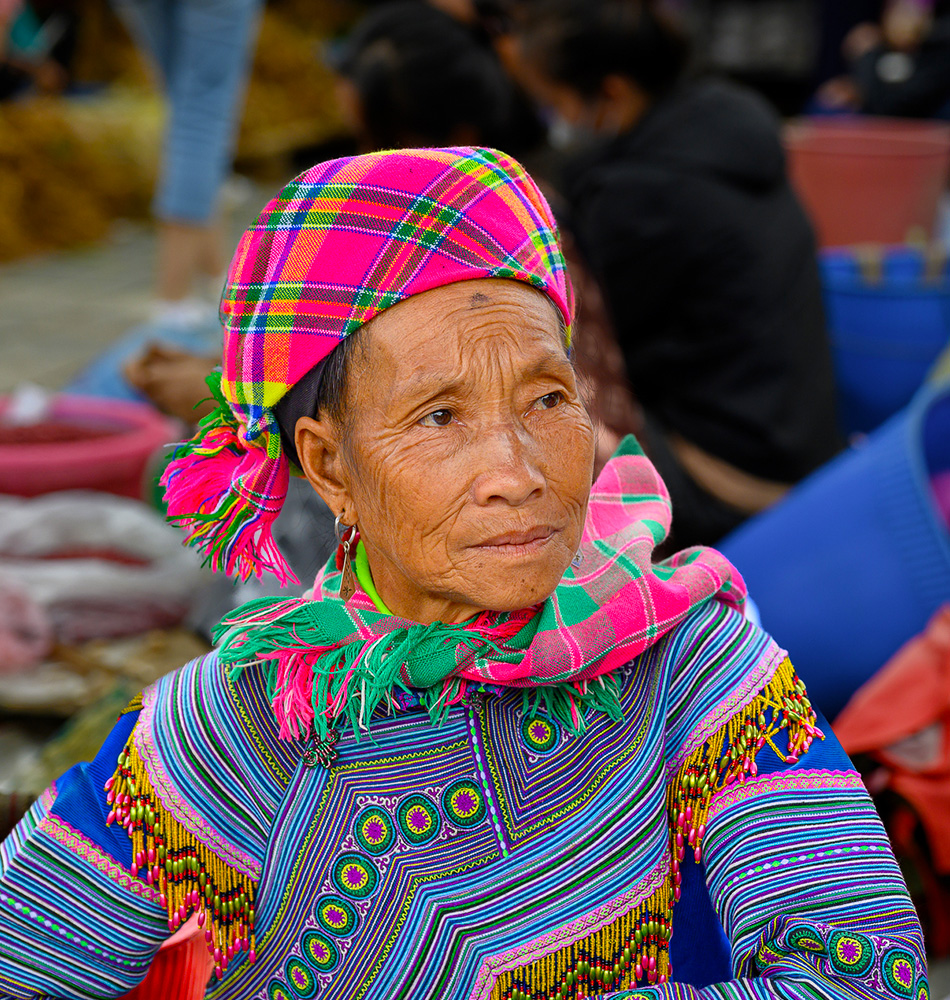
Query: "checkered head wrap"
160 147 574 584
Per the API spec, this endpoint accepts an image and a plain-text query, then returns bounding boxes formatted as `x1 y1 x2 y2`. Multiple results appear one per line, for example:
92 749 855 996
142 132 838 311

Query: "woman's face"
499 38 649 144
297 279 595 624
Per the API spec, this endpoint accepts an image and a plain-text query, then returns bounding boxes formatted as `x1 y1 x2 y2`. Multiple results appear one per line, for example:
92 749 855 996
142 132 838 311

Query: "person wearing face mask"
506 0 843 548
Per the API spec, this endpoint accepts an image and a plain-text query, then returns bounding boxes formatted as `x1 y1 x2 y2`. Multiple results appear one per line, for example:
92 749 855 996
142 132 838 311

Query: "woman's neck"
355 540 483 624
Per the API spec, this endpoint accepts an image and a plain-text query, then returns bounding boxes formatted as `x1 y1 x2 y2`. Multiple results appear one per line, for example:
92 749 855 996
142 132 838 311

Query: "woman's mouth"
473 526 557 556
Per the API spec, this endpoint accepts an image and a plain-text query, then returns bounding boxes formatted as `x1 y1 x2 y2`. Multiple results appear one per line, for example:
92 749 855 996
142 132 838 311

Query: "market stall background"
1 0 949 995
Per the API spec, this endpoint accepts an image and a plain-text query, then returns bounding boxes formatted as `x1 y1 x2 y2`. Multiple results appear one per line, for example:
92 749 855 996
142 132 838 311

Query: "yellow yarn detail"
119 691 144 716
104 733 258 977
491 874 674 1000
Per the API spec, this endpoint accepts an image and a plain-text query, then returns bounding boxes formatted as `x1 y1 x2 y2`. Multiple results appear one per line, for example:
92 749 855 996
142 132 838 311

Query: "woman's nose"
471 426 545 507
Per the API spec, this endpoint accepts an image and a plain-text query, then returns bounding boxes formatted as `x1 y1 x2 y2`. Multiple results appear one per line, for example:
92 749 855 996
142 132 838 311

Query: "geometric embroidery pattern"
332 853 380 900
314 896 359 938
882 948 917 997
828 930 873 976
354 807 396 856
787 924 829 956
442 780 487 829
302 930 339 973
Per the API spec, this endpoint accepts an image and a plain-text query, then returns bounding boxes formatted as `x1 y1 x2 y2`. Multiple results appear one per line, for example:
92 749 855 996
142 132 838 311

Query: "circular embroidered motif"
828 930 873 976
758 942 787 965
397 794 441 845
332 852 380 899
354 806 395 856
302 929 339 973
315 895 359 937
882 948 916 997
267 983 295 1000
442 779 487 828
283 957 320 998
916 978 929 1000
520 714 559 753
786 924 827 955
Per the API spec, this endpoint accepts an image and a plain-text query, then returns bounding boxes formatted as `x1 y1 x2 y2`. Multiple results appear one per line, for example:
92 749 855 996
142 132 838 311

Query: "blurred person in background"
0 0 77 99
113 0 263 328
505 0 843 548
815 0 950 119
114 0 265 481
332 0 544 156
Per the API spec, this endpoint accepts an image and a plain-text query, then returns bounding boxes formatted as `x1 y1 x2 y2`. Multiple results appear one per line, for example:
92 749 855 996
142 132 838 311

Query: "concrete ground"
936 954 950 999
1 212 950 998
0 183 263 393
0 221 158 393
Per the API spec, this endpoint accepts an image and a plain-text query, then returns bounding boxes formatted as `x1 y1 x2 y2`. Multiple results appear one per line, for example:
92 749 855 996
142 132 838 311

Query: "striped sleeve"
97 652 296 981
607 607 926 1000
0 709 168 999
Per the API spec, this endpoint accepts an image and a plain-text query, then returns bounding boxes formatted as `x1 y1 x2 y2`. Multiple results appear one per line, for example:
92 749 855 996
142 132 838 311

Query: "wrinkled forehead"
348 279 573 404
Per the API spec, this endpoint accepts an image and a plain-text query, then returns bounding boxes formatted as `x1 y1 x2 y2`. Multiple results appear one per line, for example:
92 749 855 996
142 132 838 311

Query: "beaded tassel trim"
104 735 258 982
492 658 821 1000
668 657 822 887
119 692 144 716
493 875 674 1000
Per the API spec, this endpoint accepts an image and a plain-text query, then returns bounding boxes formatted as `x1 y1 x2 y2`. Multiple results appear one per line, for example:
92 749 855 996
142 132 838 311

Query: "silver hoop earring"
334 514 356 545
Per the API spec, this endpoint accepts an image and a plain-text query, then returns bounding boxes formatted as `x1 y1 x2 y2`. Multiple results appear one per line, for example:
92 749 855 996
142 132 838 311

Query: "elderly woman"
0 149 925 1000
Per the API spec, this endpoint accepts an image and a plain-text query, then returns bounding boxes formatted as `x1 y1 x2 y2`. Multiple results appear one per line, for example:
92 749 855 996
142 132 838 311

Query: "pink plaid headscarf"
160 147 573 584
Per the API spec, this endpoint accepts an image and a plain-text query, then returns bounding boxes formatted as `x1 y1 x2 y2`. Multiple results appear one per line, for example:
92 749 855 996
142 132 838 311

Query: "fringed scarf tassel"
160 373 296 586
215 597 625 741
516 675 624 737
104 736 258 982
217 599 461 741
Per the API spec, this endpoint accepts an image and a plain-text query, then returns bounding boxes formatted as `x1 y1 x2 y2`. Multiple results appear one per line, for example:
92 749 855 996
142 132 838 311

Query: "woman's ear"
295 416 354 522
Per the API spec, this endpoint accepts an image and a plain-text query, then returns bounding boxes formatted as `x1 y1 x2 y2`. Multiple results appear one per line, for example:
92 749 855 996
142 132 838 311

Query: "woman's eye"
535 391 563 410
420 408 454 427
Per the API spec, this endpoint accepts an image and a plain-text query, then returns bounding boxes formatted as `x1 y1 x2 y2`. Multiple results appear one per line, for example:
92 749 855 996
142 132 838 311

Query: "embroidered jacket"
0 602 926 1000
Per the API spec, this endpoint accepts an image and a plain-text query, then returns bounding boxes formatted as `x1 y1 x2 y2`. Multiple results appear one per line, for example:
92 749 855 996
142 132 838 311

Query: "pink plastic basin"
0 395 177 499
784 117 950 247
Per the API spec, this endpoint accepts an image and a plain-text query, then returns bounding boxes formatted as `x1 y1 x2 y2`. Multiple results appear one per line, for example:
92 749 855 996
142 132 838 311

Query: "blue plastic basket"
821 247 950 435
65 318 223 402
719 380 950 719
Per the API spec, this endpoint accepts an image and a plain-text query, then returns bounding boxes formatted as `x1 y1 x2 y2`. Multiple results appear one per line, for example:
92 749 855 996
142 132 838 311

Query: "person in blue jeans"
113 0 263 325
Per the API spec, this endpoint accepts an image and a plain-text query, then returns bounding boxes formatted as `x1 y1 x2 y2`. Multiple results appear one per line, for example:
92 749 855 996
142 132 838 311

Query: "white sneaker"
149 297 218 329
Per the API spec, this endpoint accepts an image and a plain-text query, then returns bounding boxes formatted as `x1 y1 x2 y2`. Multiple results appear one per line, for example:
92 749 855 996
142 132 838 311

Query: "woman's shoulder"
621 598 786 754
129 651 301 850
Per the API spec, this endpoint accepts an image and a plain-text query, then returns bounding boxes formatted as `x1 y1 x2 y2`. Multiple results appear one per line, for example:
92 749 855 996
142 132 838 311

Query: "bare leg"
155 219 225 302
196 216 226 283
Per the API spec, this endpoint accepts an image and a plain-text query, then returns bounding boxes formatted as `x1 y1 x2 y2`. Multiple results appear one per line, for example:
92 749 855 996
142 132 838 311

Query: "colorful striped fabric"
0 601 925 1000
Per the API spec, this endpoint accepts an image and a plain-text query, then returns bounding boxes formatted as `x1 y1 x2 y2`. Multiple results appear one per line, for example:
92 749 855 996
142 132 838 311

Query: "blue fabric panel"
50 709 140 867
670 851 732 988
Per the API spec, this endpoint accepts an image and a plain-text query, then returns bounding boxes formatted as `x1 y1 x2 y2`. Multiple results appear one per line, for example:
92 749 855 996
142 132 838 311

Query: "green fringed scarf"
212 439 746 741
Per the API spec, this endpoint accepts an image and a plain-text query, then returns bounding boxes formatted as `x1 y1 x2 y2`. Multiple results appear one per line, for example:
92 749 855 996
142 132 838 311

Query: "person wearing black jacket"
509 0 843 547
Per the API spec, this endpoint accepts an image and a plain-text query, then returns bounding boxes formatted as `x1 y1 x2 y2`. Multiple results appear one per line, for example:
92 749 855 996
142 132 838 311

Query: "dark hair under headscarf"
511 0 690 100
